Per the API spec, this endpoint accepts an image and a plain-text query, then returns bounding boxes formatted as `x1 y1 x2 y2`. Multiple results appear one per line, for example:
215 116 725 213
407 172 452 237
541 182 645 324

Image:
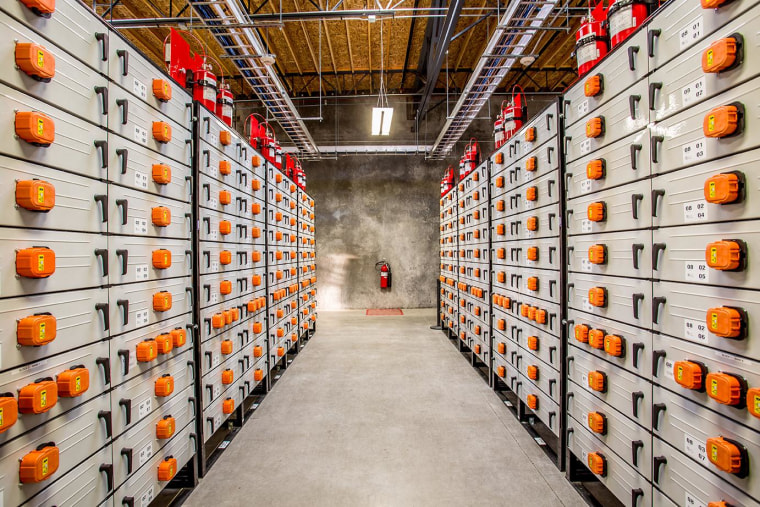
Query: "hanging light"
371 19 393 136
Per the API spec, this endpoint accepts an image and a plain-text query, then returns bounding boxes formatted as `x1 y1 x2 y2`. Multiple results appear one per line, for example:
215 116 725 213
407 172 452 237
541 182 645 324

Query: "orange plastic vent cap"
16 180 55 211
603 335 624 357
56 366 89 397
587 371 606 392
526 157 537 172
527 365 539 380
171 328 186 348
221 369 234 384
152 164 172 184
587 202 606 222
706 436 746 475
747 387 760 419
219 160 232 175
702 37 739 73
526 216 538 231
527 277 538 291
219 130 232 146
525 127 537 142
704 173 740 204
16 247 55 278
586 159 605 180
0 395 18 433
584 74 603 97
156 415 175 439
526 186 538 202
152 249 172 269
152 121 172 143
155 374 174 397
706 372 743 405
136 339 158 362
527 247 538 261
15 43 56 81
587 452 606 476
674 360 706 390
152 79 172 102
155 333 173 354
527 336 539 351
17 313 57 346
157 457 177 481
588 287 607 307
15 111 55 146
587 412 606 434
19 444 59 483
18 379 57 414
254 369 264 381
705 240 743 270
588 244 606 264
153 292 172 311
526 394 538 410
585 116 604 138
703 104 741 138
706 306 744 338
588 329 604 349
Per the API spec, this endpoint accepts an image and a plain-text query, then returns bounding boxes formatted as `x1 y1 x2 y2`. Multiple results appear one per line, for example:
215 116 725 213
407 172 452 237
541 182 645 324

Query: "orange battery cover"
222 398 234 413
525 127 537 142
674 360 706 390
56 366 89 397
219 280 232 295
16 247 55 278
526 186 538 202
153 292 172 312
588 329 605 349
253 345 263 357
252 156 262 168
219 130 232 146
152 164 172 184
527 365 539 380
527 247 539 261
526 157 537 172
15 43 56 81
211 313 225 329
705 240 743 270
527 336 539 350
526 394 538 410
152 79 172 102
220 339 233 355
221 369 234 384
277 346 285 357
0 395 18 433
585 116 604 138
17 313 57 346
136 339 158 362
252 203 262 215
586 159 605 180
155 333 173 354
497 342 507 354
588 287 607 307
526 216 538 231
254 369 264 381
15 111 55 146
746 387 760 419
584 74 603 97
155 374 174 397
587 371 606 392
588 244 607 264
152 249 172 269
706 306 745 338
497 366 506 378
703 104 741 138
706 372 744 405
587 452 606 476
527 277 539 291
219 190 231 205
171 328 186 348
702 36 740 73
157 457 178 481
587 202 606 222
587 412 606 434
16 180 55 211
495 176 505 188
603 335 624 357
156 415 175 439
19 444 59 483
152 206 171 227
152 121 172 143
219 220 232 235
704 172 741 204
706 436 747 476
219 160 232 175
18 379 57 413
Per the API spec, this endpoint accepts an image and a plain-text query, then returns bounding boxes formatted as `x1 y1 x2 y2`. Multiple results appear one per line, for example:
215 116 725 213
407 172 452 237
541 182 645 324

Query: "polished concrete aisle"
185 309 586 507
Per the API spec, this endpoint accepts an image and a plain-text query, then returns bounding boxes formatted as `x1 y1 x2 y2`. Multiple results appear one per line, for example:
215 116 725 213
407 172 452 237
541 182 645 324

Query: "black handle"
116 199 128 225
117 349 130 375
632 343 644 369
652 243 666 270
93 249 108 278
94 140 108 169
648 29 661 57
632 293 644 320
96 303 109 331
120 448 133 474
122 498 135 507
548 180 555 198
652 297 666 324
117 299 129 325
632 391 644 418
631 244 644 269
207 416 215 433
653 457 667 483
627 46 639 71
651 189 665 216
119 398 132 425
116 99 129 125
116 148 128 175
629 95 641 119
651 136 664 163
632 488 644 507
631 194 643 219
653 404 666 431
98 410 112 437
549 379 556 396
631 441 644 467
95 32 108 61
649 82 662 110
652 350 666 377
100 463 113 491
116 249 128 275
94 194 108 223
116 49 129 76
629 144 642 170
95 356 110 384
94 86 108 115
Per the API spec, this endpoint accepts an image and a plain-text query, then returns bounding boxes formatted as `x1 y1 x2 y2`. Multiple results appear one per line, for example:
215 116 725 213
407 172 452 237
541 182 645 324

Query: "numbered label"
679 17 703 50
681 77 706 107
684 200 708 222
138 442 153 466
133 125 148 145
581 219 593 234
684 433 708 464
133 218 148 235
685 492 707 507
135 264 149 281
682 139 706 165
133 78 148 100
685 261 709 282
580 180 593 194
684 318 709 344
580 258 593 273
137 398 152 420
580 139 592 156
135 309 149 327
577 100 589 117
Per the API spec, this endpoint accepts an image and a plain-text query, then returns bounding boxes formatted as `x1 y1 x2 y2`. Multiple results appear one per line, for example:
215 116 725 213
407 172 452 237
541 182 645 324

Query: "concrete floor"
185 309 587 507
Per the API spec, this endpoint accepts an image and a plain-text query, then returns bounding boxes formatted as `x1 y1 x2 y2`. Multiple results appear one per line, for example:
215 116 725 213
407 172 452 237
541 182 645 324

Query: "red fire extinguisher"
501 85 527 142
493 115 505 149
376 261 391 289
192 59 217 111
441 166 455 196
216 81 234 126
458 155 467 180
606 0 649 48
574 2 609 76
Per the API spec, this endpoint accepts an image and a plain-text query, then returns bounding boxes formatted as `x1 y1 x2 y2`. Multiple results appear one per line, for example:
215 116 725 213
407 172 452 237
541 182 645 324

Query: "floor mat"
366 308 404 316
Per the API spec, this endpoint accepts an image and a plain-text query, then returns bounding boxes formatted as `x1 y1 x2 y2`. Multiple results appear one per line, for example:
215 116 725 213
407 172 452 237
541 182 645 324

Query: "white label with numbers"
135 264 149 281
581 372 589 389
665 359 675 378
134 171 149 189
684 433 709 464
138 442 153 466
581 219 593 234
577 100 589 117
215 414 222 429
581 258 593 273
138 398 152 420
684 200 708 222
683 139 706 165
135 309 149 328
211 261 220 272
133 78 148 100
685 261 709 282
681 77 706 107
141 487 155 507
214 385 221 398
133 218 148 235
582 297 594 313
213 353 221 368
684 318 709 344
523 142 533 154
210 292 218 304
685 493 707 507
679 17 703 50
208 197 218 209
129 352 137 371
580 139 592 155
525 199 534 210
580 180 593 194
133 125 148 145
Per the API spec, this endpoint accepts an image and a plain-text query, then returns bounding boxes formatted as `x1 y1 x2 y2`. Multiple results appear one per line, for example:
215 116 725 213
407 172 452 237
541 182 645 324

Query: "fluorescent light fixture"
371 107 393 136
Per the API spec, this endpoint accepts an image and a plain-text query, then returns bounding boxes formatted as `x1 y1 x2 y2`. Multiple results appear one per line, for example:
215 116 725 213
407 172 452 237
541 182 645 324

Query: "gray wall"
305 154 442 310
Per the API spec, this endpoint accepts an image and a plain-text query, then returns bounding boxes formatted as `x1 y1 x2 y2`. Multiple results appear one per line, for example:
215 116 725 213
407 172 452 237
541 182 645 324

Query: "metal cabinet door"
566 179 652 236
108 236 192 286
108 186 192 239
108 277 193 336
567 229 653 279
567 272 653 329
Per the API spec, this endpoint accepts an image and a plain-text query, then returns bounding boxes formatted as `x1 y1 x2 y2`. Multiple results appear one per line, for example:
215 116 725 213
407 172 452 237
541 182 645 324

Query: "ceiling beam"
414 0 445 90
399 0 418 91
